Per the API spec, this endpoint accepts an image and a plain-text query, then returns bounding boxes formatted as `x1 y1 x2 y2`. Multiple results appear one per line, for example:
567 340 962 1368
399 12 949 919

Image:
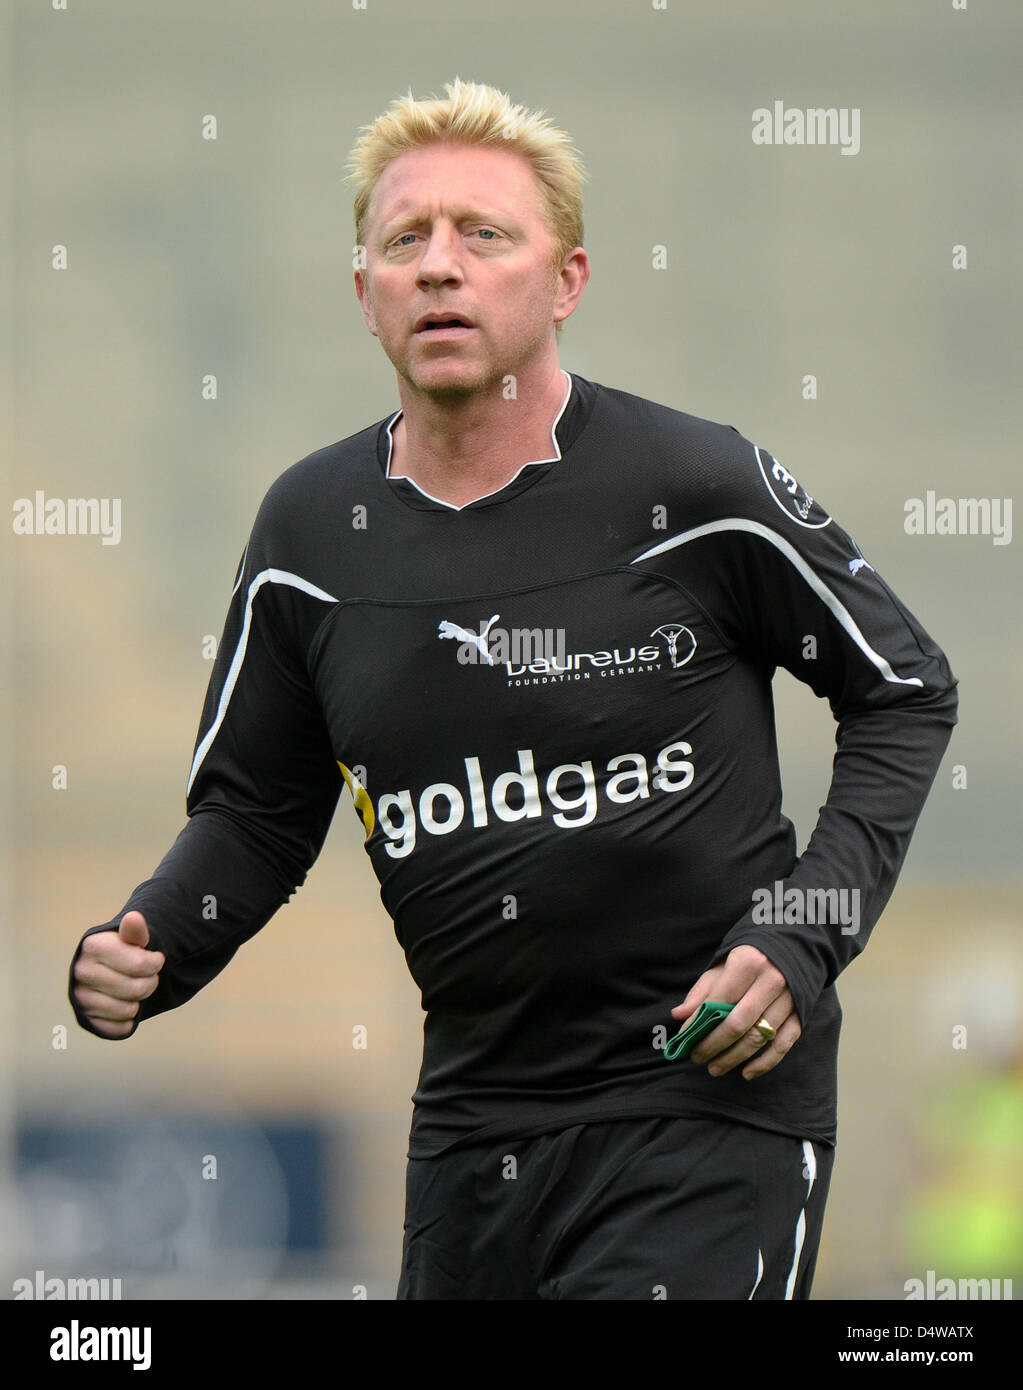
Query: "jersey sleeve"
69 479 344 1038
639 432 959 1027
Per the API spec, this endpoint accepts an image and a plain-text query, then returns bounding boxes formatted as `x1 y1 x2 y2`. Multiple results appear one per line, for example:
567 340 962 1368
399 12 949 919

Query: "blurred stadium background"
4 0 1021 1299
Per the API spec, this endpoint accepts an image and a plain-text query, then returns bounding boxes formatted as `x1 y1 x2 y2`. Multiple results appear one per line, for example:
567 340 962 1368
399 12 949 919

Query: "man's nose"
416 224 464 285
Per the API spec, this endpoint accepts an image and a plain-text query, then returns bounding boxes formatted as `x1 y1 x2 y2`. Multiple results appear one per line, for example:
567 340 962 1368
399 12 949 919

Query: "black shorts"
397 1115 834 1300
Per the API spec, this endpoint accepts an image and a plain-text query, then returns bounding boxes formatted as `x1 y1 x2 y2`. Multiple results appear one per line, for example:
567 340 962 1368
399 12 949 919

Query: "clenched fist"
72 911 166 1038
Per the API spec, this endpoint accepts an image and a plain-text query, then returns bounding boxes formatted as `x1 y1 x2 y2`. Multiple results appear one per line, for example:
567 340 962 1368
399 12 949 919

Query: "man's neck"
388 362 570 508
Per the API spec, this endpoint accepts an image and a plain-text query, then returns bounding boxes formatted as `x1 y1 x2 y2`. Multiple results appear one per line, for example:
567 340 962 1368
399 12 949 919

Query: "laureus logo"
651 624 697 669
437 614 698 682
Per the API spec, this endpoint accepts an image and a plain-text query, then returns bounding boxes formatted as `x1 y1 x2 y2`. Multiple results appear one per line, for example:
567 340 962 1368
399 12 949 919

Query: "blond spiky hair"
344 76 587 281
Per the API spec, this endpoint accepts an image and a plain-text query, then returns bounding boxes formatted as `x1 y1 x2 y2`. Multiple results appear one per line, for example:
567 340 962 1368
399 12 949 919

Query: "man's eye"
474 228 498 240
392 233 417 248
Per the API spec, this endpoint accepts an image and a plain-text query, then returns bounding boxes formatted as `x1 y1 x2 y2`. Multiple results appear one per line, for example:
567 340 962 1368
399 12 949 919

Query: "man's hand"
670 944 801 1080
72 911 165 1039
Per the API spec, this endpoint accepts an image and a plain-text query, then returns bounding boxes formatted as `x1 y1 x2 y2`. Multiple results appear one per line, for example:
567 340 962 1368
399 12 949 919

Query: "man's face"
355 142 580 399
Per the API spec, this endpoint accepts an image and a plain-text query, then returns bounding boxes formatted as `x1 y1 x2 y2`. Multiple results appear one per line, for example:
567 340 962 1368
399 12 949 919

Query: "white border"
384 369 574 513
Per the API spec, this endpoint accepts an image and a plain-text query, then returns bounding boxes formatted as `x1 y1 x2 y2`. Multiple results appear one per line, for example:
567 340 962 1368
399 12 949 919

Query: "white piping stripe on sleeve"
747 1247 765 1300
229 543 248 599
784 1209 807 1301
186 567 338 795
632 519 924 688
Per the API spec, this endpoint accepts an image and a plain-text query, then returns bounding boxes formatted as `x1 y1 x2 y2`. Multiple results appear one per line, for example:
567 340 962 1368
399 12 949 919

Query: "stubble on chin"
398 346 511 408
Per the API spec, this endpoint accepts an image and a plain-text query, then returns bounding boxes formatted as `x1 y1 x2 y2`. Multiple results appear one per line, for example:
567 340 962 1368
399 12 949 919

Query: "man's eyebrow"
376 204 518 235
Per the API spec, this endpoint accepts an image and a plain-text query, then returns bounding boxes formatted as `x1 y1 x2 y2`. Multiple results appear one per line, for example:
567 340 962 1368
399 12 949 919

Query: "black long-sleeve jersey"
70 371 957 1154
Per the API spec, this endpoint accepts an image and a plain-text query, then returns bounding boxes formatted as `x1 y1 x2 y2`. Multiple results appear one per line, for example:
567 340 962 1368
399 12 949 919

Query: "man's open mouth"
415 315 475 334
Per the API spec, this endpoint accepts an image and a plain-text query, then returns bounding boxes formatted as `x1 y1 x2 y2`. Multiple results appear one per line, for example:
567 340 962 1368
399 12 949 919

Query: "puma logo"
438 614 501 665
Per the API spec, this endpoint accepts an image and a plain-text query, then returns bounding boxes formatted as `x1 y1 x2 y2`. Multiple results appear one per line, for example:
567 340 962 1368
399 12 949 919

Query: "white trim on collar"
383 369 574 513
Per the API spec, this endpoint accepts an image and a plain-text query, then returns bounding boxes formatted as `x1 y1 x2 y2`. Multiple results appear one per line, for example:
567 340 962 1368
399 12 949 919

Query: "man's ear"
355 269 378 337
552 246 590 327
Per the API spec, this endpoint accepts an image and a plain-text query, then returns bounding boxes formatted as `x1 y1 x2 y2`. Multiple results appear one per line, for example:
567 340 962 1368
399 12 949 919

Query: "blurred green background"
4 0 1021 1300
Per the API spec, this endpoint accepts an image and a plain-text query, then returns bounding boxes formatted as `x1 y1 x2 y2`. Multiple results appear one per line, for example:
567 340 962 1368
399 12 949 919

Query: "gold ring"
754 1017 776 1043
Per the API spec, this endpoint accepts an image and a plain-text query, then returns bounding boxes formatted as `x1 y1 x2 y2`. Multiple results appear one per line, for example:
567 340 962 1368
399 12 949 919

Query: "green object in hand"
663 1000 735 1061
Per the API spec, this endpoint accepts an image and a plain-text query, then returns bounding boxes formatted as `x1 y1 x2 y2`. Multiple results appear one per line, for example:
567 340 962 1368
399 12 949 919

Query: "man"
69 78 958 1299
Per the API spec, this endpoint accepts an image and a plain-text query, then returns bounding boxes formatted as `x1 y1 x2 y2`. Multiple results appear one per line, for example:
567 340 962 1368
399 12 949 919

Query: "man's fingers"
73 956 161 1001
670 946 799 1076
740 1014 803 1081
73 985 141 1023
671 946 787 1022
78 929 165 977
695 1005 800 1077
73 916 165 1039
669 976 712 1021
692 989 795 1061
118 911 150 949
84 1016 135 1040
